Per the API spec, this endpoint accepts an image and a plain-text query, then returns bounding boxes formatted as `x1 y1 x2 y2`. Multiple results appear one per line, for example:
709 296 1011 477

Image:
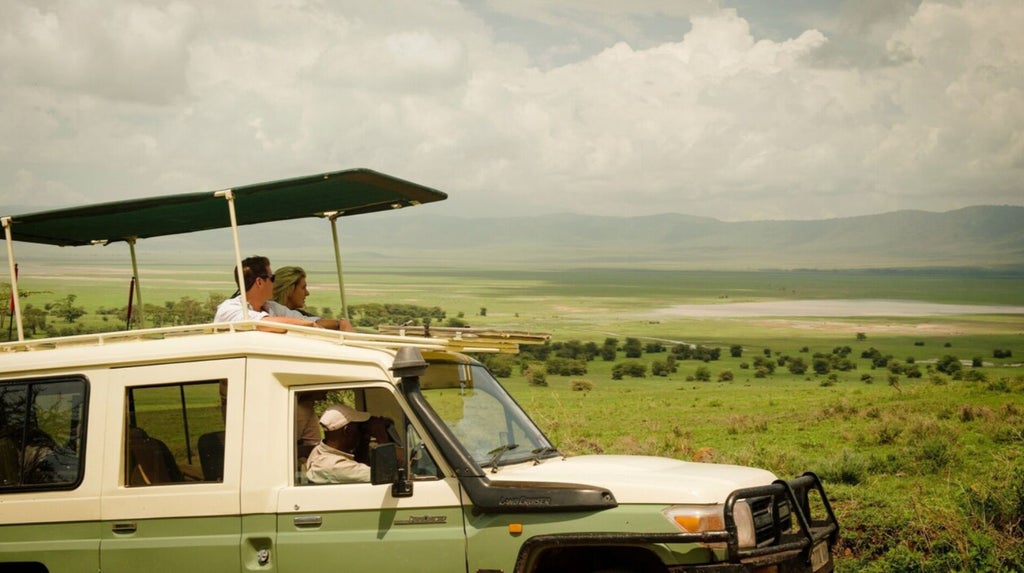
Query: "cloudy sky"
1 0 1021 222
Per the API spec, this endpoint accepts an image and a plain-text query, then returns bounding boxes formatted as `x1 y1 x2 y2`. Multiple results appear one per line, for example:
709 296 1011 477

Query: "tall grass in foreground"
507 368 1024 572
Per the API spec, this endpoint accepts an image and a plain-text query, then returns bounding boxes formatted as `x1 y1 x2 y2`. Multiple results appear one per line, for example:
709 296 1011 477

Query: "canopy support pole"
127 237 144 329
2 217 24 341
216 190 249 320
327 212 348 322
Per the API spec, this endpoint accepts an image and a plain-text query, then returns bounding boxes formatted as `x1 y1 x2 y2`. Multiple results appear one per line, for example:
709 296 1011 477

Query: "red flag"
8 263 16 313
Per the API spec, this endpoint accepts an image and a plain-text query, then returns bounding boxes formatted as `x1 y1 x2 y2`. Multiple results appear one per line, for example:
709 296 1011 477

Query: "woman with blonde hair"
272 266 354 331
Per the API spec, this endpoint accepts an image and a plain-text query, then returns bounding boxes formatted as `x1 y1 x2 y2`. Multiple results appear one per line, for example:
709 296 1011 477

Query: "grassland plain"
5 262 1024 571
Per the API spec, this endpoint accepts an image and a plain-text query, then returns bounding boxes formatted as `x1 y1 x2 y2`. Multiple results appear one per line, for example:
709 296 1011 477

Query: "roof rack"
0 321 539 355
377 325 551 346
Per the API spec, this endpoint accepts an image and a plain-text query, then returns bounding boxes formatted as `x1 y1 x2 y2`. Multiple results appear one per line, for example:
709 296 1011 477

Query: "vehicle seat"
0 437 20 486
128 427 184 485
198 431 226 481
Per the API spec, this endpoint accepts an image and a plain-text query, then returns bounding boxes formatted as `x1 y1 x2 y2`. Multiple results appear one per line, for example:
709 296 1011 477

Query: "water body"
653 299 1024 318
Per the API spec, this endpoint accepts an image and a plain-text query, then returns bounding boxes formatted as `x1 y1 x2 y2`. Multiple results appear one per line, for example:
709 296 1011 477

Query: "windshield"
419 361 557 469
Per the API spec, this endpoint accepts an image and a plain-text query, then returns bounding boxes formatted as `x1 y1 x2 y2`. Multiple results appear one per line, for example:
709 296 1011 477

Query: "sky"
1 0 1021 222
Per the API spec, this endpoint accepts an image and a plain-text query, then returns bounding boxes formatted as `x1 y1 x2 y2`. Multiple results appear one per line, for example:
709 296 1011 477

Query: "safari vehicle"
1 169 838 572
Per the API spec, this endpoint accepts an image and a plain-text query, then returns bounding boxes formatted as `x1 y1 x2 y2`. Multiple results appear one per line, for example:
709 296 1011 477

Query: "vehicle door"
99 359 245 572
275 383 467 572
0 375 98 573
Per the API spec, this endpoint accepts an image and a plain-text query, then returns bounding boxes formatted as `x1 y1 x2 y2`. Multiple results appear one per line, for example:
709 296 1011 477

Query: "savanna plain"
8 262 1024 572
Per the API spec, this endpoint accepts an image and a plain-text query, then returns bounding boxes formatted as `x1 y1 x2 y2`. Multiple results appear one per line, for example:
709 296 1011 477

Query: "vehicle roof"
0 323 482 379
2 168 446 247
0 323 536 380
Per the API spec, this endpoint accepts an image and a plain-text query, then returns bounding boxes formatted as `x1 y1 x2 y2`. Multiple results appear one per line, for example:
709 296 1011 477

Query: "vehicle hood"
488 455 778 504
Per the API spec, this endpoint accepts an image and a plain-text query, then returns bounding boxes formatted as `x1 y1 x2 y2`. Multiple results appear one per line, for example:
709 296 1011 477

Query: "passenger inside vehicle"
305 404 391 484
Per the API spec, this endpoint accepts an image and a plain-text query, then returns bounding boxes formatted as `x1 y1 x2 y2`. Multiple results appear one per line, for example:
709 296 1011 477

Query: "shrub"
545 357 587 376
611 360 647 380
650 360 670 377
718 369 734 382
962 369 988 383
570 379 593 392
787 357 808 375
526 365 548 387
936 355 963 375
480 354 515 377
819 450 867 485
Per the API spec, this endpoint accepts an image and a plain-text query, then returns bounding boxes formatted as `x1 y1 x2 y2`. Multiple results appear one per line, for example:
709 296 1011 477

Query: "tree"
172 296 204 325
936 355 963 376
545 357 587 376
651 361 670 377
48 294 87 324
623 338 643 358
788 357 808 375
644 342 665 353
694 366 711 382
812 356 832 375
601 338 618 361
730 344 743 358
611 361 647 380
22 304 48 336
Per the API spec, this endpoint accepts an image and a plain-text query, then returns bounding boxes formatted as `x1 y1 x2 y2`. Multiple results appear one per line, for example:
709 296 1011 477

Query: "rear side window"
125 380 227 486
0 377 88 490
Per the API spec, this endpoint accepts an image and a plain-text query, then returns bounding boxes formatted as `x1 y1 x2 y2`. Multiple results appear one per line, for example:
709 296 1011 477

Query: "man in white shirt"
214 255 325 329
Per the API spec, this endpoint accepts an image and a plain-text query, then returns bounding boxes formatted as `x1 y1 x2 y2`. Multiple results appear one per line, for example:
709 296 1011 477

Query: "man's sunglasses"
259 274 276 282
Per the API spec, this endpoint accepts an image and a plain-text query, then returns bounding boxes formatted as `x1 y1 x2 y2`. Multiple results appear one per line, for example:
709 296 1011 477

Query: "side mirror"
370 442 413 497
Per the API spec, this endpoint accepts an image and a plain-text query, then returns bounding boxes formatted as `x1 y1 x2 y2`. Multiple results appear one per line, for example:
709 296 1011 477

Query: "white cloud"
0 0 1020 223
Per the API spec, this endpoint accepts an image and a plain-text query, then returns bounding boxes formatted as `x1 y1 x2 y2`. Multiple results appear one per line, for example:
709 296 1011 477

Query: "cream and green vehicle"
1 169 838 573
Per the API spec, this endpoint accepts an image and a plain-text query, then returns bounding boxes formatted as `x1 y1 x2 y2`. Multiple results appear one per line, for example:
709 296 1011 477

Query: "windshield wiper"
486 444 519 473
531 446 560 465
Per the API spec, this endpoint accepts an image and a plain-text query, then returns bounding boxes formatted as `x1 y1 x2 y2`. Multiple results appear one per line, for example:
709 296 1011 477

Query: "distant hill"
8 205 1024 271
323 205 1024 270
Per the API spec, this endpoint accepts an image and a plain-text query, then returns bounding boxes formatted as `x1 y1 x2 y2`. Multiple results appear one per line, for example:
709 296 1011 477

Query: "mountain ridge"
7 205 1023 270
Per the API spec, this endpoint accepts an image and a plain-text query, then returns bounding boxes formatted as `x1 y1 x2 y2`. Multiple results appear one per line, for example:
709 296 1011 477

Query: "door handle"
293 515 323 528
112 521 137 534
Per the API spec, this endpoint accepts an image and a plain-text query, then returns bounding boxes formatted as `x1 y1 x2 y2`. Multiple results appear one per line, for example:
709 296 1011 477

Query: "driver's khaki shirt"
305 442 370 484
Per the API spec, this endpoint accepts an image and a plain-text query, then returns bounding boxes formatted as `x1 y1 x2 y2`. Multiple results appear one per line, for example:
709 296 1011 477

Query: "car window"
124 380 226 486
0 377 88 490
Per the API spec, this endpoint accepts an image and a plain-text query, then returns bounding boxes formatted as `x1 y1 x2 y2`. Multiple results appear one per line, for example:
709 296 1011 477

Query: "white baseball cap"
319 404 371 431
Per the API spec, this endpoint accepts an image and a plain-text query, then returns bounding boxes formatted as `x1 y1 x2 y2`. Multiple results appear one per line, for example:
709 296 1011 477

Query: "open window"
293 385 440 485
124 380 227 486
0 376 88 490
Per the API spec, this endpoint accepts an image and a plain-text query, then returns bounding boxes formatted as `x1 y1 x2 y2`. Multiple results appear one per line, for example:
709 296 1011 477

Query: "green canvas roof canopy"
2 168 447 341
4 168 447 247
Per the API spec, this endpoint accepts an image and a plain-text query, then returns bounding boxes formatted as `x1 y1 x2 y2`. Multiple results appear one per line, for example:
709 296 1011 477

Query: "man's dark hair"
235 255 271 292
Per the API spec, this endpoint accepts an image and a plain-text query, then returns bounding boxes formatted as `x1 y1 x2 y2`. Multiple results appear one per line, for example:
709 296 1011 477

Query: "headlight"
662 503 757 549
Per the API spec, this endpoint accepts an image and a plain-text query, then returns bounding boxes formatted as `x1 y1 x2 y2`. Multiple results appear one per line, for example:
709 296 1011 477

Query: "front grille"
749 495 793 546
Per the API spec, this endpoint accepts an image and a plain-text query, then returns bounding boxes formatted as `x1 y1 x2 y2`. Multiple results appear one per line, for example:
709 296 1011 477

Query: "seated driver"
305 404 390 484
